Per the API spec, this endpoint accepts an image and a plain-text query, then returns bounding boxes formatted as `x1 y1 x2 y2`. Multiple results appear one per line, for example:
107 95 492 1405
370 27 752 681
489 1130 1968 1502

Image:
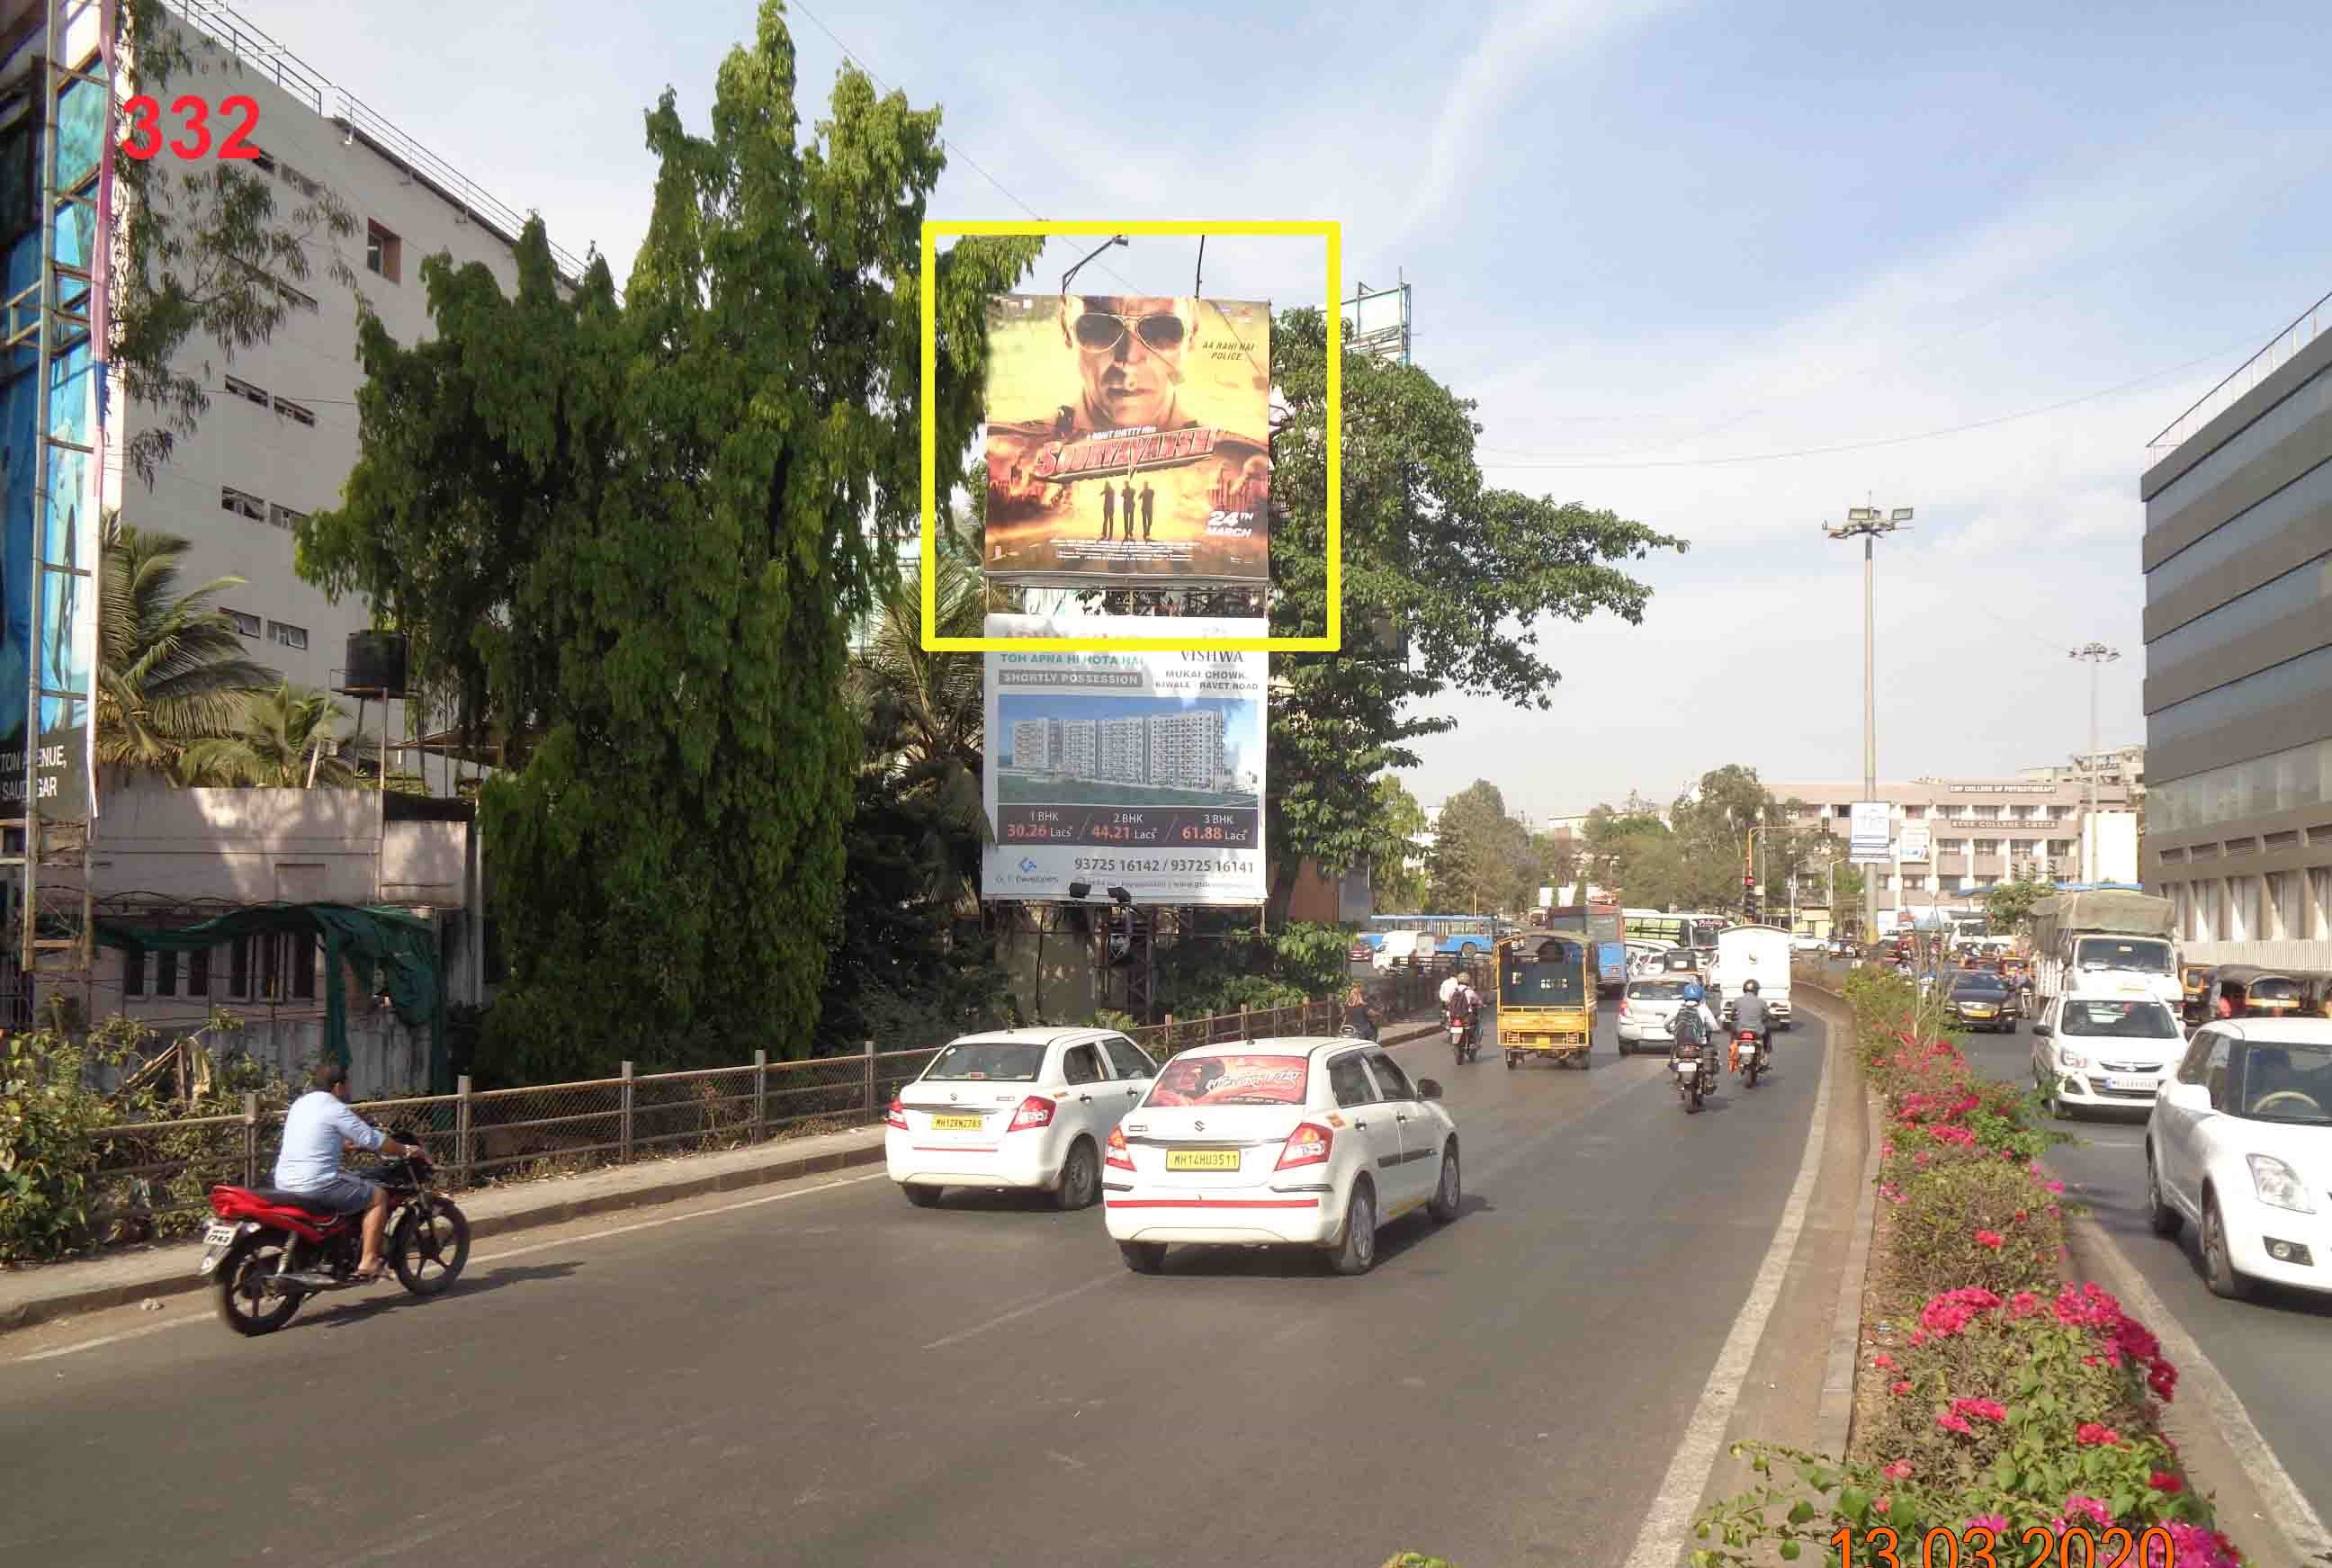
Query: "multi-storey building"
2139 291 2332 965
2018 746 2147 803
1096 717 1147 783
1060 720 1098 778
1011 718 1063 774
1144 710 1224 790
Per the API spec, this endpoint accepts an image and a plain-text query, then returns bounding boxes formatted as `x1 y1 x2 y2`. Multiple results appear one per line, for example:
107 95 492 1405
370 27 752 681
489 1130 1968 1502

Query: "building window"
2048 838 2074 856
1878 875 1893 891
1976 875 1998 889
122 948 145 997
273 396 316 427
1938 838 1967 855
268 620 309 650
268 503 308 531
1972 839 2000 855
1969 805 2002 820
279 163 322 200
224 373 269 407
1903 874 1926 892
1902 805 1925 819
249 146 276 175
366 220 402 282
228 937 250 999
292 931 318 1001
156 950 178 997
187 946 211 999
2049 805 2074 820
221 485 265 521
223 608 261 638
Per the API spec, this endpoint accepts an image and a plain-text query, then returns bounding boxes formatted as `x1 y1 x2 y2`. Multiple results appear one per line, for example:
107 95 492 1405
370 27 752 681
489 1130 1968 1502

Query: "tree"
96 517 273 785
1369 775 1430 913
1831 864 1867 933
296 4 1043 1076
1260 308 1683 925
180 682 367 788
112 1 360 484
1428 781 1533 915
1980 865 2053 932
1530 830 1579 899
1579 802 1670 897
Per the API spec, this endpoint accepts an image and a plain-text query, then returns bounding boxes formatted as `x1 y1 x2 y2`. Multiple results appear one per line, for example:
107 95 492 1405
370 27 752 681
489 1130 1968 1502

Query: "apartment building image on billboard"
1004 704 1243 797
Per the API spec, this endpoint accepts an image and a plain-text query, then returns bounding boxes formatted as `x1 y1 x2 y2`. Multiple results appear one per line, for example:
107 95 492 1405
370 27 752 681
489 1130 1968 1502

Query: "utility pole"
2069 643 2121 884
1825 503 1914 941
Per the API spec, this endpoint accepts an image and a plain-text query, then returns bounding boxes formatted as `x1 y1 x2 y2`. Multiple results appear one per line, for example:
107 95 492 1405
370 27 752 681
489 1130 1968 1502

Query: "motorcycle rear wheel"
217 1236 302 1337
390 1198 471 1297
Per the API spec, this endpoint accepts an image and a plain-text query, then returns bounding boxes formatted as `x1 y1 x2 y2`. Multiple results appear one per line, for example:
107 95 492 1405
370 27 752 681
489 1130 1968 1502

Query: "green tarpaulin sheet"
94 904 448 1092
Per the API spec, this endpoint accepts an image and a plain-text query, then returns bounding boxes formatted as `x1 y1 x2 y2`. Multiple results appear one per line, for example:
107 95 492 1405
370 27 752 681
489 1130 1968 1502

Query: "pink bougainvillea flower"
1966 1514 2009 1533
1890 1380 1913 1396
1882 1460 1913 1480
1974 1229 2005 1249
2149 1472 2184 1493
2009 1291 2040 1316
1872 1353 1895 1368
2076 1422 2121 1447
1935 1412 1975 1436
1873 1497 1891 1515
1951 1397 2007 1422
2064 1495 2113 1529
2044 1179 2067 1194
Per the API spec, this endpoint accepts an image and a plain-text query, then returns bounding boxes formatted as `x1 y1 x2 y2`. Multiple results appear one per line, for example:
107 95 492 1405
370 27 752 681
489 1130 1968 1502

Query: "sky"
223 0 2332 820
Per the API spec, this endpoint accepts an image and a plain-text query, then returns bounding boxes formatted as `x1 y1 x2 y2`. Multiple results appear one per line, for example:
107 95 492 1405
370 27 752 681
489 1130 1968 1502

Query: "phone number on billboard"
1073 856 1256 874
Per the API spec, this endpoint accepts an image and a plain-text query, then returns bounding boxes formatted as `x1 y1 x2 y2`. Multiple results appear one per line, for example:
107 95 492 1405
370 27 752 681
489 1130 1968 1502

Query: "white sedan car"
2146 1019 2332 1301
886 1028 1158 1210
1103 1036 1460 1277
2032 994 2186 1118
1616 977 1694 1053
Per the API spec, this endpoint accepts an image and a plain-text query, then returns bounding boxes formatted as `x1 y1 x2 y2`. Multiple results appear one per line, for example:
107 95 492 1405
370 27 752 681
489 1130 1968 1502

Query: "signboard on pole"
979 293 1271 587
1848 801 1893 864
1897 823 1931 862
981 614 1266 906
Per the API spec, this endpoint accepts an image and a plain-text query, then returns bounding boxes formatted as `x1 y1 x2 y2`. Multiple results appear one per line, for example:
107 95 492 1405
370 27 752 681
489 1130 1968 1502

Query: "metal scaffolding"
2 0 114 990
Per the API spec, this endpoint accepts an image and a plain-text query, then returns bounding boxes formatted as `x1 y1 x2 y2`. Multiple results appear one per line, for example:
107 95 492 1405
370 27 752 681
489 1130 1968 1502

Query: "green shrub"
1882 1160 2061 1300
0 1029 116 1261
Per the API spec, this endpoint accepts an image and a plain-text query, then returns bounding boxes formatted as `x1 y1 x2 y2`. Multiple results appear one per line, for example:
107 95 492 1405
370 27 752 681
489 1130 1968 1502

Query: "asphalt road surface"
1952 1012 2332 1526
0 1008 1832 1568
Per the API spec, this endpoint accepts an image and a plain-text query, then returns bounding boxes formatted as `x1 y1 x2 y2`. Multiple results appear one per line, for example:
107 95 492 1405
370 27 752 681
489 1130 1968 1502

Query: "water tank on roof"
345 631 408 697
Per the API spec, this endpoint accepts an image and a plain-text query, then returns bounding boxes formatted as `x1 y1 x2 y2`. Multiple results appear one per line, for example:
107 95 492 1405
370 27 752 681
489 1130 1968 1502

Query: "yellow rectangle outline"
919 219 1341 653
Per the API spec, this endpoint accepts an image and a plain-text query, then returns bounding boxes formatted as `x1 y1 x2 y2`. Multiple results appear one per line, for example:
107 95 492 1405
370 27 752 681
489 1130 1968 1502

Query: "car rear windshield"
1952 978 2007 996
920 1041 1047 1082
1143 1054 1309 1107
1629 981 1688 1000
2059 1001 2178 1038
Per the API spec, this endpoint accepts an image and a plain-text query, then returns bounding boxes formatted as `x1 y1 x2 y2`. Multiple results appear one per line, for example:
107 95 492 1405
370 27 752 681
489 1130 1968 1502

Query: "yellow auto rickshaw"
1497 934 1595 1071
2220 965 2306 1019
2181 963 2215 1025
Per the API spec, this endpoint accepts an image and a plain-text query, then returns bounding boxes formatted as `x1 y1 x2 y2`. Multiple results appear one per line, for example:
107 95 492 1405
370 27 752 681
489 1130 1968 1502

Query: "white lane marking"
920 1273 1120 1351
7 1169 890 1367
2067 1213 2332 1561
1619 1008 1834 1568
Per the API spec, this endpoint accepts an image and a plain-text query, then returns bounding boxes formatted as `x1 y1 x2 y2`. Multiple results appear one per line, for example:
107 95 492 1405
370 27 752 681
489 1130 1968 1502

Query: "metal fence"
78 971 1443 1241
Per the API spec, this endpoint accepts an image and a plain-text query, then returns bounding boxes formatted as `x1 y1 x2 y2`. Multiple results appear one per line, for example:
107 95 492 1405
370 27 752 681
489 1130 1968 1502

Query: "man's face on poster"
1066 295 1185 432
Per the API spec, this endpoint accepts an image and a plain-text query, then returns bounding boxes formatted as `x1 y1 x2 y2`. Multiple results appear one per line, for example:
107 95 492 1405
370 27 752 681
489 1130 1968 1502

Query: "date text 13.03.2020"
1828 1525 2176 1567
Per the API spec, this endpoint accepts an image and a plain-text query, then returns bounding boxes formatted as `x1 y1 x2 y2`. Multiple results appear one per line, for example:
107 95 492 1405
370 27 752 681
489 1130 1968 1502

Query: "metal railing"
2148 286 2332 455
74 974 1443 1242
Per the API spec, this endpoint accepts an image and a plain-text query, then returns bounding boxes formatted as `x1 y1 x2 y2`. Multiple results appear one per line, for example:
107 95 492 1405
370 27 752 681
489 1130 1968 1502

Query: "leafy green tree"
1260 309 1682 925
1369 774 1430 913
297 4 1042 1075
112 1 360 483
1980 865 2053 932
180 682 368 788
1580 802 1670 896
1529 830 1579 900
96 518 273 785
1428 781 1533 914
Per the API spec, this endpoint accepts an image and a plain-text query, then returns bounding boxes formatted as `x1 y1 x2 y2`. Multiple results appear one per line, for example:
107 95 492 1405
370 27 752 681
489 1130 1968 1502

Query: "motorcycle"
201 1124 470 1338
1447 1008 1481 1065
1732 1029 1766 1089
1670 1035 1715 1112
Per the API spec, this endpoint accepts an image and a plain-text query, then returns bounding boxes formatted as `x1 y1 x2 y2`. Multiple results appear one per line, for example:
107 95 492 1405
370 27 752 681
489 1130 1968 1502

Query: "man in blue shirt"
275 1062 422 1282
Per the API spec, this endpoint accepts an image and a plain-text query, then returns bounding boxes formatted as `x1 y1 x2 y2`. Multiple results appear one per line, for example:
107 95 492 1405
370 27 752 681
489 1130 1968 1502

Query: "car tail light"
884 1097 907 1131
1276 1122 1332 1170
1008 1096 1054 1133
1105 1125 1135 1171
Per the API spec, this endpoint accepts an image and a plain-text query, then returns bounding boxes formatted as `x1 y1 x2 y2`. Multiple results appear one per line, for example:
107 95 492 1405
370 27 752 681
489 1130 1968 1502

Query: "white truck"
2029 891 2180 1017
1713 924 1794 1029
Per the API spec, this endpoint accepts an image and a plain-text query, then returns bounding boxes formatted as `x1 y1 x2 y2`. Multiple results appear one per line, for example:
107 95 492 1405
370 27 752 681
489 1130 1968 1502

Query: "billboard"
1897 824 1931 862
982 614 1265 906
1848 801 1892 865
981 293 1270 587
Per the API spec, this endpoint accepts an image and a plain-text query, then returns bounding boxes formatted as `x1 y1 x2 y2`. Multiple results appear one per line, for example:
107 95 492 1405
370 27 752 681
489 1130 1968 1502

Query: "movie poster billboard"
982 294 1270 587
982 614 1266 906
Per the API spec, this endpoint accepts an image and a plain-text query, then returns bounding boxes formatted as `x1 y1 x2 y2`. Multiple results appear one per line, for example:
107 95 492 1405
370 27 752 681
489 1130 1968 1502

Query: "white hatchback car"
1102 1037 1460 1276
1616 976 1696 1053
2032 993 2187 1118
2146 1020 2332 1301
886 1028 1158 1210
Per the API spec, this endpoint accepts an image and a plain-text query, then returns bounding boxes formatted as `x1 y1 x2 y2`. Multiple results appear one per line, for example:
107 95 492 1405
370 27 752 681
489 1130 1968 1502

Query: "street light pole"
2070 643 2121 883
1825 504 1914 940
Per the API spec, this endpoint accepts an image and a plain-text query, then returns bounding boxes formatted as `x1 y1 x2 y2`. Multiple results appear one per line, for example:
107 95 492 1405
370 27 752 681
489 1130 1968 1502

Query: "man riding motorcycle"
1669 981 1721 1091
1447 973 1484 1054
274 1061 424 1284
1731 979 1771 1072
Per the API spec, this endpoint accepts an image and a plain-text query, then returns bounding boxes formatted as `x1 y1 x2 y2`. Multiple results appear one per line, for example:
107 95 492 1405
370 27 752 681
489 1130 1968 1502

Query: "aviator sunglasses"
1072 310 1186 354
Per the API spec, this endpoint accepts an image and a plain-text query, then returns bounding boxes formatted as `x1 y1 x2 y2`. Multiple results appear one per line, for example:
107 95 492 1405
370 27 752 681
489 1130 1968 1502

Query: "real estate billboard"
980 293 1270 587
981 614 1266 905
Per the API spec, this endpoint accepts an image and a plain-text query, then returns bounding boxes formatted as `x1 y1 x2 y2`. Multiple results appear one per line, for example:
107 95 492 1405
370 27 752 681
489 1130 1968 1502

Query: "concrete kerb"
1 1016 1449 1340
1794 974 1883 1461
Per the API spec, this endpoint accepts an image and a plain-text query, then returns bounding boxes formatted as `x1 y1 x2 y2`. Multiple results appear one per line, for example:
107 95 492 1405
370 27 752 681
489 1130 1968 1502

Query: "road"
1946 1005 2332 1526
0 1007 1839 1568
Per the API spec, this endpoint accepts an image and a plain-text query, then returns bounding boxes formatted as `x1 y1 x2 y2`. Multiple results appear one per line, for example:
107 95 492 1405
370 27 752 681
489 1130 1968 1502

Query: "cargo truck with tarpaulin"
2030 890 2180 1016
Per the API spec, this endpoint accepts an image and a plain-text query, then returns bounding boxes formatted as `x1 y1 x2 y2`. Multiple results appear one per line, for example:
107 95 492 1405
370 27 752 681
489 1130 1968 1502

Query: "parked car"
1102 1037 1460 1277
1616 977 1695 1054
2032 994 2186 1119
886 1028 1158 1210
1790 935 1828 954
2145 1019 2332 1301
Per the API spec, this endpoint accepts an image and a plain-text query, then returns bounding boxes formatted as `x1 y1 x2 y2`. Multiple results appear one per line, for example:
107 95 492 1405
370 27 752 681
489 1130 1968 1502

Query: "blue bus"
1364 913 1502 966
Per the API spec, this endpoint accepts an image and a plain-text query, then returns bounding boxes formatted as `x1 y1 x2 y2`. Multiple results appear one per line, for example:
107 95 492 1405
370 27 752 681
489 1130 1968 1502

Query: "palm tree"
98 515 274 784
181 681 371 788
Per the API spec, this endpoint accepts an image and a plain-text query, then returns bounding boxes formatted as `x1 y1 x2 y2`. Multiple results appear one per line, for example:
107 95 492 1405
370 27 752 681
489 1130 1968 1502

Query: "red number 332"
121 94 260 162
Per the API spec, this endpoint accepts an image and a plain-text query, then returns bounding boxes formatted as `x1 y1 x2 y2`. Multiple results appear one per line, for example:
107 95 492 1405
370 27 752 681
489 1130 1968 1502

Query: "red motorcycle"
1731 1029 1767 1089
201 1126 470 1337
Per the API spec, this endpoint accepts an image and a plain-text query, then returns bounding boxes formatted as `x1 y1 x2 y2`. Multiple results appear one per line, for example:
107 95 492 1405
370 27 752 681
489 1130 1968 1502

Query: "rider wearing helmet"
1732 978 1771 1067
1671 981 1721 1089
